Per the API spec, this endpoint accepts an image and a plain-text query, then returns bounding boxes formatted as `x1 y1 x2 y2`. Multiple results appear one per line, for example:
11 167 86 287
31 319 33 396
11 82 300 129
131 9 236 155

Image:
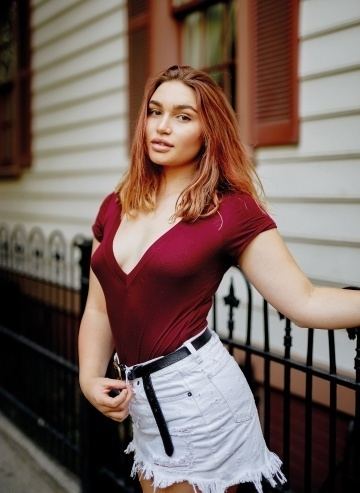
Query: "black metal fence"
0 224 359 493
0 224 84 474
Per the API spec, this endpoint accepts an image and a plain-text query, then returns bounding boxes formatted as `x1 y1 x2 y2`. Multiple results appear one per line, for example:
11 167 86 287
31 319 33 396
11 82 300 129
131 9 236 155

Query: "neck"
159 164 196 197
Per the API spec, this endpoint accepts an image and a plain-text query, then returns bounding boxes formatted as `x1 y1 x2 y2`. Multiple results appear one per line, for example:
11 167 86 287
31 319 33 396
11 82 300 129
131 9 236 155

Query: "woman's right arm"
78 239 132 422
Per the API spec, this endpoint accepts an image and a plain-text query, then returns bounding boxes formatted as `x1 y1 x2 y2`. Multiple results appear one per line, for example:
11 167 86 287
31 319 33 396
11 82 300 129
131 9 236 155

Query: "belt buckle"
113 360 126 380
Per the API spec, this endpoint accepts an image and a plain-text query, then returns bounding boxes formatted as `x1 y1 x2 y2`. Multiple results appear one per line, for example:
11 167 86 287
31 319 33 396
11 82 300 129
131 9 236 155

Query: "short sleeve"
92 193 116 242
223 193 277 262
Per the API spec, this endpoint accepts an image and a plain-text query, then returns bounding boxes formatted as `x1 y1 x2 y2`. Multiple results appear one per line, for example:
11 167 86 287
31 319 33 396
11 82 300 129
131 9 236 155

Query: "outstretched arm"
239 229 360 330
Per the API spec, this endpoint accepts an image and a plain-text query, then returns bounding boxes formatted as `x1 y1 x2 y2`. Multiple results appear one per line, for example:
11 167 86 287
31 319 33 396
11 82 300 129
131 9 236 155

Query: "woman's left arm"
239 229 360 330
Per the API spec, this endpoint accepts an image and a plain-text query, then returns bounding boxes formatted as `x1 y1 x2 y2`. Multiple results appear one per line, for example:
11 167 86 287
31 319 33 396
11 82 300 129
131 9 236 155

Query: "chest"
113 211 182 275
91 206 231 287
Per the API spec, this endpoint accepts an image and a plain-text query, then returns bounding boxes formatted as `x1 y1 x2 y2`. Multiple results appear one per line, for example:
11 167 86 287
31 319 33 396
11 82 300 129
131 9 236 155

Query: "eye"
177 114 191 122
148 108 161 116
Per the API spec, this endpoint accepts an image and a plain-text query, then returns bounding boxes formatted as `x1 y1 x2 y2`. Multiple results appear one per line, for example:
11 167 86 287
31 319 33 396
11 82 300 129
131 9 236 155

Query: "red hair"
117 65 264 221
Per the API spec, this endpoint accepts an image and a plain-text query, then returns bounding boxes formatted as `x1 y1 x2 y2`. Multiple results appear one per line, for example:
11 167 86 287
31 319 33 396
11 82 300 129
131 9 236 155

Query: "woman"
78 65 360 493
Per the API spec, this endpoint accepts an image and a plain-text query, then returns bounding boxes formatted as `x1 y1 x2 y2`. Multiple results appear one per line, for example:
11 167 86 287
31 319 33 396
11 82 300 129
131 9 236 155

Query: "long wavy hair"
117 65 264 221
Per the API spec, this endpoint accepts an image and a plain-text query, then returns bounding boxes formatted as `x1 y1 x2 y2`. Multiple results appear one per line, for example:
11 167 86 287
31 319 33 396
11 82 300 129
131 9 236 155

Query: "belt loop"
113 353 122 380
183 340 203 364
124 366 131 385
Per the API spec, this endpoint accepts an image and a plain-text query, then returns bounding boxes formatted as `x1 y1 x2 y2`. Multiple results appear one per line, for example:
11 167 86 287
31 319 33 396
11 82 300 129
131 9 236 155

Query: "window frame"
129 0 299 149
175 0 237 107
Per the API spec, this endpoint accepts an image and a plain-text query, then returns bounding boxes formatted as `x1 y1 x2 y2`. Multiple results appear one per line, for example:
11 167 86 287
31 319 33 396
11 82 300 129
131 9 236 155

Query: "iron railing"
0 224 83 475
0 224 359 493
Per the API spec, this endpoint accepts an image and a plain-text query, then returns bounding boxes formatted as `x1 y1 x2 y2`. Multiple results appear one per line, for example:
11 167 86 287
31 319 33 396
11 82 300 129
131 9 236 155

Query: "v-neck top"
91 191 276 366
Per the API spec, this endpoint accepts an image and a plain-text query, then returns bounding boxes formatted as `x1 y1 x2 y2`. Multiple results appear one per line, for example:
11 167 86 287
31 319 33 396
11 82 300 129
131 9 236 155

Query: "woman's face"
145 81 203 170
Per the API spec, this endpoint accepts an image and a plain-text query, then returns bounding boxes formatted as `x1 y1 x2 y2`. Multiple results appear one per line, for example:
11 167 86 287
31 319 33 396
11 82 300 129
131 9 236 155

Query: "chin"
149 157 167 166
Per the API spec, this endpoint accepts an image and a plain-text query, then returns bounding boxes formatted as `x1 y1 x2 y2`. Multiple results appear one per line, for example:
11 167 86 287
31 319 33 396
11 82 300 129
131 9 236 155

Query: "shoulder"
92 192 120 241
100 191 119 208
219 191 277 259
219 191 269 219
96 192 121 217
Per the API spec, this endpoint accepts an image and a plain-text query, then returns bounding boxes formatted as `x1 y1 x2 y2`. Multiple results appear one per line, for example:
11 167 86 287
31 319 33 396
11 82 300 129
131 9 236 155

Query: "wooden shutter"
15 0 31 169
128 0 150 141
253 0 299 147
0 0 31 177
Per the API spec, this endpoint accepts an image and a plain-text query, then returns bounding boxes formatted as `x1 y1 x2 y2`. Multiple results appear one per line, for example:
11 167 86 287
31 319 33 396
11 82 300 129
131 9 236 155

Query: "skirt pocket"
207 354 255 423
130 386 196 470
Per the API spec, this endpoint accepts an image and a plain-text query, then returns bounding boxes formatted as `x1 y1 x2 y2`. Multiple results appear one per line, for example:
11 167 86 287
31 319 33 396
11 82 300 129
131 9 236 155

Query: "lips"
149 138 174 154
150 138 174 148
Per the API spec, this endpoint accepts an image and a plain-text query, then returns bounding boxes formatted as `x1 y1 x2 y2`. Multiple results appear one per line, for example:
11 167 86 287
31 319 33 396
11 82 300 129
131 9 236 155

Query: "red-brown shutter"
128 0 150 142
16 0 31 169
253 0 299 147
0 0 31 177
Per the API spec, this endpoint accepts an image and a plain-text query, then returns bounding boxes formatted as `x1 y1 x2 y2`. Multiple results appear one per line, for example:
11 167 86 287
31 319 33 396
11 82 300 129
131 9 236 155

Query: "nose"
156 114 171 134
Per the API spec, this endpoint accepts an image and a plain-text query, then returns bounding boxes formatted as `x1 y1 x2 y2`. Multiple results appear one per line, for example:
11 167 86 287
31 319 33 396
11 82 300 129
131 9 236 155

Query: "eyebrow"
149 99 198 113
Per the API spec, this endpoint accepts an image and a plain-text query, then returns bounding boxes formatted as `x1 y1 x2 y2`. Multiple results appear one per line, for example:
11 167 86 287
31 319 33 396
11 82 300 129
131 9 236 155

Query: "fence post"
78 239 92 316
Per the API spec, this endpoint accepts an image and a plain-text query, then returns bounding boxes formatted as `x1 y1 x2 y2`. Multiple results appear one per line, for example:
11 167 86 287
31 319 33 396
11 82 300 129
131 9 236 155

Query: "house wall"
239 0 360 376
257 0 360 288
0 0 129 239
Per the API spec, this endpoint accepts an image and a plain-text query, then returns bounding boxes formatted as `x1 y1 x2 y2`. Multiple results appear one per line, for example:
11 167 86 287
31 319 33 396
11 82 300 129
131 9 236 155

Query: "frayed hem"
125 441 286 493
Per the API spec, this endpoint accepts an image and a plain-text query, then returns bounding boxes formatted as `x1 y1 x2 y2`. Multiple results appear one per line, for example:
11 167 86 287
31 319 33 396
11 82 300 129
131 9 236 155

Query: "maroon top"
91 192 276 366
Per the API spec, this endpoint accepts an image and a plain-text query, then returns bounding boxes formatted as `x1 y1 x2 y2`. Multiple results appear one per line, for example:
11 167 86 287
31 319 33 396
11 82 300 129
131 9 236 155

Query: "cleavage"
113 212 180 275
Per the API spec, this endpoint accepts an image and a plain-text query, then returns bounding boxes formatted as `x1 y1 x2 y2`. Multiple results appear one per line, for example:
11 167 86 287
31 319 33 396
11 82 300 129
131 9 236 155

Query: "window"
0 0 31 177
127 0 299 148
173 0 236 107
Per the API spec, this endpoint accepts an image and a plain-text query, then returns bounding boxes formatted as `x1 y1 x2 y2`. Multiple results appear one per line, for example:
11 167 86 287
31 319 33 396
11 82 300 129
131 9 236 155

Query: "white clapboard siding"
32 0 121 41
0 174 120 197
34 118 127 153
0 0 128 240
300 0 360 38
255 0 360 373
260 160 360 198
33 87 127 132
1 195 100 228
31 0 84 27
257 114 360 159
301 24 360 77
301 71 360 118
33 146 128 174
33 64 127 111
33 4 125 62
299 115 360 154
285 241 360 286
270 202 360 242
34 36 127 91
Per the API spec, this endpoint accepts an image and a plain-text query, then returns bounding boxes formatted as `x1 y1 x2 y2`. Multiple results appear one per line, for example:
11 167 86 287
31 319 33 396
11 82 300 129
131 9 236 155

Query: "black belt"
113 328 212 456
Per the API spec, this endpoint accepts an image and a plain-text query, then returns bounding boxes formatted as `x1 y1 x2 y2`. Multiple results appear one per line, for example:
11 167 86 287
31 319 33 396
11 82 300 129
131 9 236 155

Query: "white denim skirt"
123 329 286 493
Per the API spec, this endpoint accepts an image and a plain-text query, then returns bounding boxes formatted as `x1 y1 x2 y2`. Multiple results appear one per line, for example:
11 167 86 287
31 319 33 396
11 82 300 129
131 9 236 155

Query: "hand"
82 377 133 422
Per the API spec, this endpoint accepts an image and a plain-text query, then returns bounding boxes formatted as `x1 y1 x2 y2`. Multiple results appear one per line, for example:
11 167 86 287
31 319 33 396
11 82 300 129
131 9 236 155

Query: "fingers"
113 386 133 403
107 410 130 422
103 377 128 391
101 387 132 422
82 376 134 422
102 378 128 399
99 386 133 410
